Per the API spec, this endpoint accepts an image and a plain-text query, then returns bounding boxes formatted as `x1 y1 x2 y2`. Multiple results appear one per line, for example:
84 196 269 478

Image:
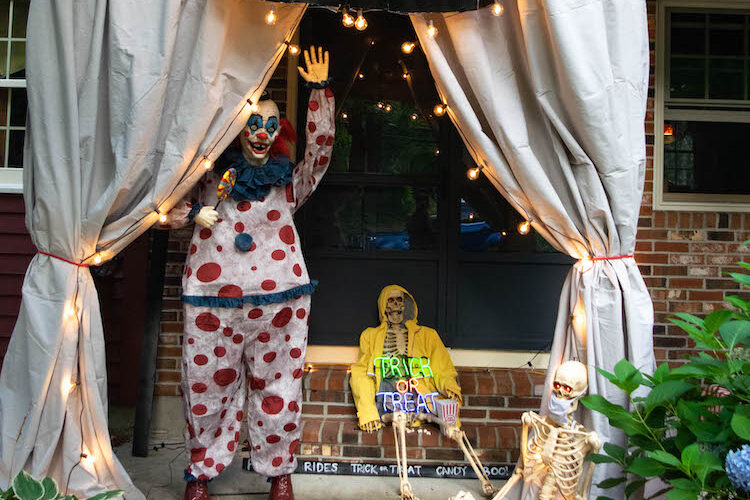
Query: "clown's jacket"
162 88 334 306
350 285 462 429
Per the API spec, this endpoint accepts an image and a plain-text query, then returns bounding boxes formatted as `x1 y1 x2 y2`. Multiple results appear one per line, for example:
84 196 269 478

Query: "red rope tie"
591 254 634 261
38 250 89 268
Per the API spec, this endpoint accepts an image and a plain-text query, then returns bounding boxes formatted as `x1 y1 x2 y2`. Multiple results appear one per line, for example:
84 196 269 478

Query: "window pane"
9 40 23 78
672 12 706 24
709 27 744 56
663 120 750 195
708 58 745 99
7 129 22 167
0 1 8 39
9 86 24 126
670 57 706 98
12 0 28 39
671 27 706 55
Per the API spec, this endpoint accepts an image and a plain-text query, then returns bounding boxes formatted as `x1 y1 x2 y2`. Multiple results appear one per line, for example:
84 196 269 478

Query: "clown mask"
240 99 281 166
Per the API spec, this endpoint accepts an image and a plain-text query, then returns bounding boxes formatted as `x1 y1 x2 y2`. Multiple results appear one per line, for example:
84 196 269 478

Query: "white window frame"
654 0 750 212
0 0 26 194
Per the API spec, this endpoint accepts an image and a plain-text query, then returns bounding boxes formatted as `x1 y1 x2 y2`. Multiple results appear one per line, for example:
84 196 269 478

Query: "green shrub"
0 471 122 500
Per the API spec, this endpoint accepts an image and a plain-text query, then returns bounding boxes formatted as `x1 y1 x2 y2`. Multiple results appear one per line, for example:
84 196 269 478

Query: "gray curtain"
0 1 306 497
411 0 654 497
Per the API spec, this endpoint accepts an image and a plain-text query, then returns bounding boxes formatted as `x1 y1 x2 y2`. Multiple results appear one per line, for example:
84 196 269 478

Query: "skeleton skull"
240 99 281 166
552 361 588 401
385 289 405 325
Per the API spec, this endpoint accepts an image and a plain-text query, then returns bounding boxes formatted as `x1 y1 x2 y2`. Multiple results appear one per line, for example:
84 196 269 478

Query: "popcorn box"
437 398 459 425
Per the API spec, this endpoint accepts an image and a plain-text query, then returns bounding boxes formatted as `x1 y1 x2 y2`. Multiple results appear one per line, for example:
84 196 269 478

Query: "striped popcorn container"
702 384 730 414
437 399 459 426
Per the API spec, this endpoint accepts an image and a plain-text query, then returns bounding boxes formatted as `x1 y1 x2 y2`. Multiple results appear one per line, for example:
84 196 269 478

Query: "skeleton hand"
194 206 219 228
360 420 381 432
297 46 329 84
446 389 461 402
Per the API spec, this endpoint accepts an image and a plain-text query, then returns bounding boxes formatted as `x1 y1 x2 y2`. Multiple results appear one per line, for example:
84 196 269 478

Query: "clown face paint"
240 99 281 166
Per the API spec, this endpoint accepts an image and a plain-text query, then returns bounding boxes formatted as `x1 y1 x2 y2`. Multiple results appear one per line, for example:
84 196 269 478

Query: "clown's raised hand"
298 46 329 84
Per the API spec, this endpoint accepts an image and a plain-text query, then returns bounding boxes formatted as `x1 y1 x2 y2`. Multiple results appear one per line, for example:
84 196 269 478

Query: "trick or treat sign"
373 355 440 415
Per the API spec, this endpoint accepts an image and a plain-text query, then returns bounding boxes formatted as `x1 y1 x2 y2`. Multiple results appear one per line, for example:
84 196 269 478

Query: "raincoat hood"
377 284 418 326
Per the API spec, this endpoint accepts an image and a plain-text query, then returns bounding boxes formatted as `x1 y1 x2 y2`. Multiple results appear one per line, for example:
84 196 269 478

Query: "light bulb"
203 158 212 169
401 41 416 54
93 253 102 265
354 10 367 31
64 380 77 395
402 72 408 79
411 113 418 121
433 104 446 116
518 220 531 235
501 231 507 236
341 112 348 119
427 20 438 38
248 101 259 113
159 213 168 224
385 104 392 112
467 167 481 180
65 304 76 319
342 9 355 27
577 255 594 273
265 8 277 25
376 102 384 109
288 44 300 55
80 453 95 467
491 1 504 16
358 72 365 80
435 148 440 156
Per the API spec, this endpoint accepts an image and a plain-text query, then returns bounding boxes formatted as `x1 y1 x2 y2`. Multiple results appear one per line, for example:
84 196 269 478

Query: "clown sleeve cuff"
187 203 203 221
305 78 333 89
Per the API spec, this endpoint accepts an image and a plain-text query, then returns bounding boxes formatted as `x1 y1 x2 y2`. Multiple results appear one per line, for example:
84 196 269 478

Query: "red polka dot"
262 280 277 291
188 423 196 439
291 246 296 252
248 308 263 319
266 435 281 444
217 245 223 252
214 368 237 386
227 441 235 452
188 338 195 344
196 312 220 331
214 428 222 438
251 377 266 391
218 284 243 298
309 100 319 111
275 372 282 379
272 250 286 261
255 445 261 450
192 383 207 393
286 183 295 203
258 420 264 427
235 222 245 233
190 244 197 254
232 334 243 344
272 308 293 328
316 135 326 145
292 264 302 277
221 396 227 403
223 327 233 337
194 355 208 366
263 352 277 363
258 331 271 343
319 156 329 166
216 218 222 222
290 348 302 359
214 346 226 357
196 262 222 282
199 228 212 240
238 201 252 211
192 404 207 416
204 458 214 467
191 448 207 463
284 423 297 432
262 396 284 415
235 431 240 441
285 335 290 341
216 463 225 473
293 368 304 379
251 266 257 271
307 122 316 133
296 308 306 319
198 475 209 481
250 242 257 251
288 401 300 412
272 457 283 467
279 225 295 244
326 136 334 146
220 409 227 419
186 267 192 277
325 88 334 98
236 411 244 421
267 210 281 221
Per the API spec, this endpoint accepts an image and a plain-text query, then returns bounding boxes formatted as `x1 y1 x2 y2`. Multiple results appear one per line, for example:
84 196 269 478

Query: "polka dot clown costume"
162 47 333 500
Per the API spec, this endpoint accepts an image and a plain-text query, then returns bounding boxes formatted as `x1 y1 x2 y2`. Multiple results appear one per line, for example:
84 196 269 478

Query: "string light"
377 102 384 109
342 9 355 27
433 103 446 116
466 167 481 180
159 213 168 224
427 20 438 38
287 44 300 55
341 112 349 119
64 380 77 396
354 9 368 31
402 72 409 79
576 255 594 273
384 104 392 112
80 453 95 467
203 158 212 170
491 1 505 16
248 101 260 113
435 148 440 156
572 297 587 343
410 113 418 121
265 7 277 25
501 231 507 236
93 253 102 265
401 41 416 54
65 303 77 320
358 72 365 80
518 220 531 235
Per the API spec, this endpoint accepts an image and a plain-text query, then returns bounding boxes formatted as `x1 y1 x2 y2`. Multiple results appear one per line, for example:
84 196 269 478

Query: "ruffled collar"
215 149 293 202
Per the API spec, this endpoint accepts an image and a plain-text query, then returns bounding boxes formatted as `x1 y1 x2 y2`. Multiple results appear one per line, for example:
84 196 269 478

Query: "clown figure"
162 47 334 500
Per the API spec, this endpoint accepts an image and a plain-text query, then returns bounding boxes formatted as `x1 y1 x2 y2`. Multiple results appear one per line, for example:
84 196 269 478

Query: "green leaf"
692 450 723 485
12 471 43 500
665 488 698 500
645 380 693 408
725 295 750 313
704 310 733 334
681 444 701 473
602 442 626 463
646 450 682 468
729 272 750 288
625 479 646 498
587 453 619 464
668 319 703 339
720 320 750 349
85 492 123 500
625 456 666 478
39 478 57 500
672 312 704 327
731 404 750 440
597 477 627 489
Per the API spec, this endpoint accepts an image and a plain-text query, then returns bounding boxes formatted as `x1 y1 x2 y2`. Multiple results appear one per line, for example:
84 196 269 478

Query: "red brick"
154 384 179 396
157 346 182 357
302 404 325 415
460 409 488 419
384 446 423 460
478 426 497 448
302 420 322 442
321 421 340 443
420 428 441 447
489 409 524 421
634 253 669 264
458 372 477 394
361 429 380 445
493 370 513 394
476 372 496 394
668 278 703 289
343 446 382 458
327 371 347 391
327 405 357 416
156 371 180 383
308 370 327 391
654 241 688 252
510 371 532 395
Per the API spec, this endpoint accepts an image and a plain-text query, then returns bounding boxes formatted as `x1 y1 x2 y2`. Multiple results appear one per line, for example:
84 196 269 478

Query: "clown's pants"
181 296 310 479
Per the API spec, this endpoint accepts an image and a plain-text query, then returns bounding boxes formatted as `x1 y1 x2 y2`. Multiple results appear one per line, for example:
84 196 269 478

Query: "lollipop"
217 168 237 202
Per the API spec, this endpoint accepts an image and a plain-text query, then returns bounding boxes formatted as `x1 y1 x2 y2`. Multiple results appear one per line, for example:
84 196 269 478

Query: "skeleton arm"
578 431 601 500
350 330 382 432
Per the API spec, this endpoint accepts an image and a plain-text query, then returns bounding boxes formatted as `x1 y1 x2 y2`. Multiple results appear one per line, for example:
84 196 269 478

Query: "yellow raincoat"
350 285 462 429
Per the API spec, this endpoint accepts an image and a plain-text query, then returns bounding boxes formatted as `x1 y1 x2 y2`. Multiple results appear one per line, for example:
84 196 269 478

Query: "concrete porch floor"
114 442 500 500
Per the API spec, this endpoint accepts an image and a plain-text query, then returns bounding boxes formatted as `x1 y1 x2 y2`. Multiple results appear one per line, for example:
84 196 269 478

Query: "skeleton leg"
393 411 418 500
448 428 496 498
490 472 522 500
